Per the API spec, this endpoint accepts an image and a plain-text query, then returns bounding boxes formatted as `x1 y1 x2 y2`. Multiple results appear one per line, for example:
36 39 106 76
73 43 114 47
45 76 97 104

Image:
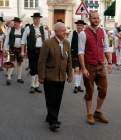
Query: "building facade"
0 0 118 28
47 0 107 29
115 0 121 25
0 0 48 24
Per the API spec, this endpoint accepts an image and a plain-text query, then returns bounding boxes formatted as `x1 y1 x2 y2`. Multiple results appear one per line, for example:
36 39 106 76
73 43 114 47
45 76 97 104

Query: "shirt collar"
33 24 40 28
55 36 64 44
88 25 99 33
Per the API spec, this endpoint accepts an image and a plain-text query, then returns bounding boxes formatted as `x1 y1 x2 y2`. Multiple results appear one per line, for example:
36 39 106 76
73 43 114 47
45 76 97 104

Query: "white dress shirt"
78 27 110 55
67 31 73 46
0 34 4 42
21 24 49 48
55 36 64 56
4 28 22 50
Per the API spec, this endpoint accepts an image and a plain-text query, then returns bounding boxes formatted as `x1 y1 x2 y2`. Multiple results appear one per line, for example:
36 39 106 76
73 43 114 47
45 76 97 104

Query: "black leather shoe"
73 87 78 94
46 119 61 125
78 86 84 92
49 124 59 132
56 121 61 125
6 79 11 85
34 87 42 93
29 87 35 94
45 118 50 124
17 79 24 84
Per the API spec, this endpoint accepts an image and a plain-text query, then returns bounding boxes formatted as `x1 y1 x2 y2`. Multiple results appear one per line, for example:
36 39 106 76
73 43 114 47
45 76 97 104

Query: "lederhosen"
8 27 24 63
71 30 80 68
27 24 45 76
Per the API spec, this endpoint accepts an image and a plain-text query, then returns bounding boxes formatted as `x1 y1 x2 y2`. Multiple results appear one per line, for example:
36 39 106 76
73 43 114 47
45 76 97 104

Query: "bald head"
54 22 66 40
54 22 66 31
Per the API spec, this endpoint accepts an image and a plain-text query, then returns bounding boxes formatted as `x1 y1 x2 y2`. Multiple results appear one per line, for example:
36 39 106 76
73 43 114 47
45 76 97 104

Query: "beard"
91 22 99 27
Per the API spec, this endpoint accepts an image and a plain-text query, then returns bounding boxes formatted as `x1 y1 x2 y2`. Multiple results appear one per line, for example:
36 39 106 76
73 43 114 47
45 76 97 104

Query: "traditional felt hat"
31 12 42 18
12 17 22 22
74 20 86 25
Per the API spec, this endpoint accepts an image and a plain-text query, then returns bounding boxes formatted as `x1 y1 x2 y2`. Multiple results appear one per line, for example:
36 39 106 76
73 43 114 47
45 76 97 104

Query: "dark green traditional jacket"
9 27 24 50
27 24 45 50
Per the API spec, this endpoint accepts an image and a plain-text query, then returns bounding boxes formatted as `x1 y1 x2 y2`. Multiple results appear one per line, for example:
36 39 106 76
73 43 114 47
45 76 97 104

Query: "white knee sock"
77 74 81 87
31 75 36 88
74 74 80 87
0 57 2 67
17 64 22 79
7 68 14 80
35 75 39 88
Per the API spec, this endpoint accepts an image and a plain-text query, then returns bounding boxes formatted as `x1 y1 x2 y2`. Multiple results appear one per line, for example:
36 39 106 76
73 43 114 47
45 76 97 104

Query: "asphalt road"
0 64 121 140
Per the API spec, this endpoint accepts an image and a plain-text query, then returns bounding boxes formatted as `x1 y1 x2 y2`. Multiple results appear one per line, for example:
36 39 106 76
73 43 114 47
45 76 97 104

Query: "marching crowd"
0 10 120 132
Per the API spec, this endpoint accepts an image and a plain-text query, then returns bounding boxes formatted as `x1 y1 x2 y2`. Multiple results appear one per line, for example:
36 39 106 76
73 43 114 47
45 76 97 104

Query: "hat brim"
12 20 22 22
31 16 43 18
74 22 86 25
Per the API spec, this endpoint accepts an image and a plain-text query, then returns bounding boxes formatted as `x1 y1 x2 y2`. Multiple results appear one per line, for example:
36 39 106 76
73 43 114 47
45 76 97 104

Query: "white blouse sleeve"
21 26 30 45
78 31 86 54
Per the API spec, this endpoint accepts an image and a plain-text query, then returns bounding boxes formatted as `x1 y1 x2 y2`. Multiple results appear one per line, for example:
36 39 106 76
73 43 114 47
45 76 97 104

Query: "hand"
67 75 73 83
107 64 112 74
82 68 90 78
3 50 9 58
21 51 25 57
21 45 25 57
39 79 44 84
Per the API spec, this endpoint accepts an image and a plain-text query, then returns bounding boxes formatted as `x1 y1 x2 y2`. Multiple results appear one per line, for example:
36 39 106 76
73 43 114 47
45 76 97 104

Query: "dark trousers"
27 48 40 76
44 80 65 124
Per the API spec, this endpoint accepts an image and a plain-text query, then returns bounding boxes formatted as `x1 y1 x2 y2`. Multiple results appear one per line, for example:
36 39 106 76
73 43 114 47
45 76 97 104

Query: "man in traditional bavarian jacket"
38 22 72 132
68 20 86 94
21 12 49 94
4 17 24 85
78 11 112 125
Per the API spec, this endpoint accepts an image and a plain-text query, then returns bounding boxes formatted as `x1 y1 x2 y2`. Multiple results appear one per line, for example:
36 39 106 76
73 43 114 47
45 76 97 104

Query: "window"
24 0 38 8
0 0 9 7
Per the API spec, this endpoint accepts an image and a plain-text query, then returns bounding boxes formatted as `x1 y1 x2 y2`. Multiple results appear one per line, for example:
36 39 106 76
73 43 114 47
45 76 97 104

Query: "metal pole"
104 0 107 28
17 0 20 17
81 0 83 20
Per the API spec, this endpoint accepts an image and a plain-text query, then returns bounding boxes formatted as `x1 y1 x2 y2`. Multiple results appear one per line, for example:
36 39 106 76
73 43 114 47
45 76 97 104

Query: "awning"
104 1 116 16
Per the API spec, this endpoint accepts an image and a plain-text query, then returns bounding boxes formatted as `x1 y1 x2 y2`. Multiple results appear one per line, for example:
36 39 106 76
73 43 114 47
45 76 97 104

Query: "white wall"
18 0 48 18
0 0 48 20
115 0 121 25
0 0 17 19
19 0 48 24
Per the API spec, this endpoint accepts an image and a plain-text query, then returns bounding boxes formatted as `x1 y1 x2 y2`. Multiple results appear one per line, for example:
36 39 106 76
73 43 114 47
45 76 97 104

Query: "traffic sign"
75 1 89 15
